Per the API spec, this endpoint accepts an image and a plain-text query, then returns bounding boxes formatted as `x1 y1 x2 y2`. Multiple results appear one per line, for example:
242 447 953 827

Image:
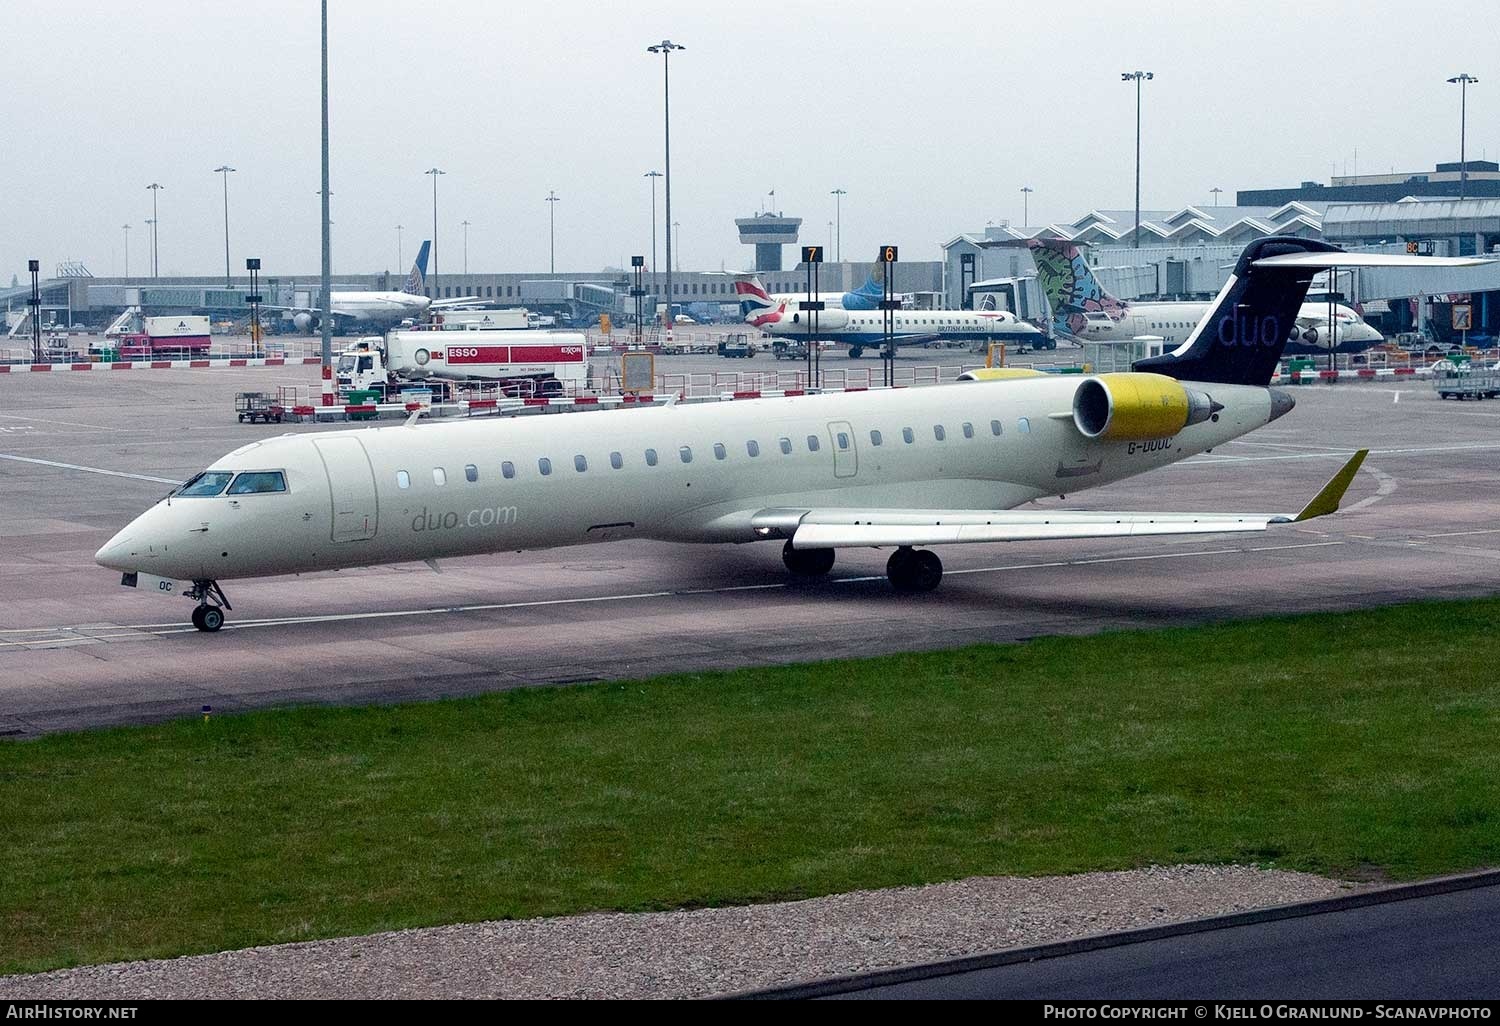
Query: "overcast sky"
3 0 1492 281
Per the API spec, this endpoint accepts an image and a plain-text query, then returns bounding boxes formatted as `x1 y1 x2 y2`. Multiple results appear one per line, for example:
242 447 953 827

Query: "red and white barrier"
0 357 324 374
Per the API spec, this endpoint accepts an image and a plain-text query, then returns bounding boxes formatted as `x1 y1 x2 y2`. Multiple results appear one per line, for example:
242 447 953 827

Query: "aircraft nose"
95 531 135 571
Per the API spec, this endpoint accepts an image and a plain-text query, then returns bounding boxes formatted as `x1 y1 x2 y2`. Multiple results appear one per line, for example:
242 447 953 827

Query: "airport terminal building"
7 161 1497 344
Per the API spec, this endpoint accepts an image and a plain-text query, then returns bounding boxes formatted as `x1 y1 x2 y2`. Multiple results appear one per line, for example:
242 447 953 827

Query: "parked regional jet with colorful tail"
1004 237 1385 353
96 238 1485 631
734 274 1046 357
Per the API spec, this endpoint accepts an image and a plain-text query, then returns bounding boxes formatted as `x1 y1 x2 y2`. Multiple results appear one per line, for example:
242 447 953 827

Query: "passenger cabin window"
501 461 515 479
779 437 792 455
396 470 410 489
747 440 760 457
991 419 1003 436
433 467 446 486
679 446 693 463
610 451 623 470
902 427 915 444
962 422 974 439
713 443 727 460
574 455 587 472
227 471 287 495
465 464 478 483
933 425 946 442
806 435 820 452
1018 417 1031 434
870 429 883 446
177 472 234 497
538 457 553 476
645 448 658 466
836 432 850 449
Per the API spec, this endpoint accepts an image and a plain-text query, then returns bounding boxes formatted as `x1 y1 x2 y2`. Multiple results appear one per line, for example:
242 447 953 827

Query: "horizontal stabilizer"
1252 253 1493 269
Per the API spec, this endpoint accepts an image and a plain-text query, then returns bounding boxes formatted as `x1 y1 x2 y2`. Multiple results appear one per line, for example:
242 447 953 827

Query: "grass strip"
3 596 1499 974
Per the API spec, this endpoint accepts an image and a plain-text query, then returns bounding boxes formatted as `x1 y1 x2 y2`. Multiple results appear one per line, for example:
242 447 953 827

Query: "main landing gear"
783 540 835 577
187 580 232 633
886 546 943 594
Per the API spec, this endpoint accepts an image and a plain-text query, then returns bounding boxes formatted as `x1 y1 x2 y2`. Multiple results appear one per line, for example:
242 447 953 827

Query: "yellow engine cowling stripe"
1094 373 1190 441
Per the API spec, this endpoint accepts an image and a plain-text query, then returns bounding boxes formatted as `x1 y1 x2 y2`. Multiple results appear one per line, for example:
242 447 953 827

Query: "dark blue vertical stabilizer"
1134 237 1341 386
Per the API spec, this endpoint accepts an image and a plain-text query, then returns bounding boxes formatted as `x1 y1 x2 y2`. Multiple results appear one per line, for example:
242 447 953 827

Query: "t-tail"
1134 237 1341 387
403 240 432 295
1026 238 1128 337
732 273 784 328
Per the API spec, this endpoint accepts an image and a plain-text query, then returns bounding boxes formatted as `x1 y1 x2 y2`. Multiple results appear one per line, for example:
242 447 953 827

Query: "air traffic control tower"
736 212 803 272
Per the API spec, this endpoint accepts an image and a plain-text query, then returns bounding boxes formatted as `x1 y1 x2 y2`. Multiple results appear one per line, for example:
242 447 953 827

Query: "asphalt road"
819 878 1500 999
2 361 1498 736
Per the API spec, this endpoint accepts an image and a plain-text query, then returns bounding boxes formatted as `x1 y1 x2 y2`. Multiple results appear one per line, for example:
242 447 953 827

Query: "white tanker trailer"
336 330 591 399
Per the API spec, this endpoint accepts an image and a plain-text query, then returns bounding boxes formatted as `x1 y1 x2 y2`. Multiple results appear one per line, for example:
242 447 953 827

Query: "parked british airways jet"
734 274 1047 357
96 239 1484 631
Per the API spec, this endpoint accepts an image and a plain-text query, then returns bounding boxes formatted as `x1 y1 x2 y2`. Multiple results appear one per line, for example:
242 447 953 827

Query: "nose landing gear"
186 580 232 632
886 546 943 593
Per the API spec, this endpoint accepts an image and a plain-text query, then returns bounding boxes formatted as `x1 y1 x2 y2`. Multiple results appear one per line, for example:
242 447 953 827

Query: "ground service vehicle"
105 312 213 358
717 334 756 358
335 331 590 399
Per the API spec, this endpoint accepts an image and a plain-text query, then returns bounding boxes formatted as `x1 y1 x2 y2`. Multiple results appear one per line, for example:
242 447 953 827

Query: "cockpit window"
227 471 287 495
177 472 234 497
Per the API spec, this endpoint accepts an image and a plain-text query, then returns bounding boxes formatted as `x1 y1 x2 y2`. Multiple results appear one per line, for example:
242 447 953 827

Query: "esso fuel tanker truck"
336 330 591 399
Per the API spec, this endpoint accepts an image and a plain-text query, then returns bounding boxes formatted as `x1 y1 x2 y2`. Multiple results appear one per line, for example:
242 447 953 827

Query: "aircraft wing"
758 450 1366 549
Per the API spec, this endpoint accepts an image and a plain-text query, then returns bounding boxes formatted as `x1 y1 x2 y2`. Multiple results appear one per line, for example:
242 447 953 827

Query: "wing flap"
791 513 1280 549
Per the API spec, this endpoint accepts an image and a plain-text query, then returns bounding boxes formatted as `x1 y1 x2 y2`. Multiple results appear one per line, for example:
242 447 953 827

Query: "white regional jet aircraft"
276 241 480 333
96 238 1483 631
1008 238 1384 353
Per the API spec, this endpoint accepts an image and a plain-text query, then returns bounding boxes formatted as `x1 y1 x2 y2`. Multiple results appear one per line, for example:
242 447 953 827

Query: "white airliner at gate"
313 435 378 542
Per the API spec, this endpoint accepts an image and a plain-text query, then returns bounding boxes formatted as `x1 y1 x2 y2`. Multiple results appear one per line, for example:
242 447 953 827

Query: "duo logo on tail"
1026 239 1128 337
403 240 432 296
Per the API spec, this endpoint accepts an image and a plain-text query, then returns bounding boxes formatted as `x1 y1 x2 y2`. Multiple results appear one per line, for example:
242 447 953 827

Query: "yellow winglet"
1293 449 1369 522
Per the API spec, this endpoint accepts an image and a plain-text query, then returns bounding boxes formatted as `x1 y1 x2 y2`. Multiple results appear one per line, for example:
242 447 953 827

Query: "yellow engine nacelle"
1072 372 1214 441
957 367 1047 382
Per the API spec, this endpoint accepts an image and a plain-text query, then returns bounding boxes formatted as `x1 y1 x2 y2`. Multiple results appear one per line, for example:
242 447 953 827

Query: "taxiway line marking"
5 535 1490 646
0 453 180 485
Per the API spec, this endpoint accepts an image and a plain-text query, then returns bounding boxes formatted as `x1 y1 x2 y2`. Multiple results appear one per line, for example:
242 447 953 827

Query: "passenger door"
827 420 858 479
312 435 379 542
